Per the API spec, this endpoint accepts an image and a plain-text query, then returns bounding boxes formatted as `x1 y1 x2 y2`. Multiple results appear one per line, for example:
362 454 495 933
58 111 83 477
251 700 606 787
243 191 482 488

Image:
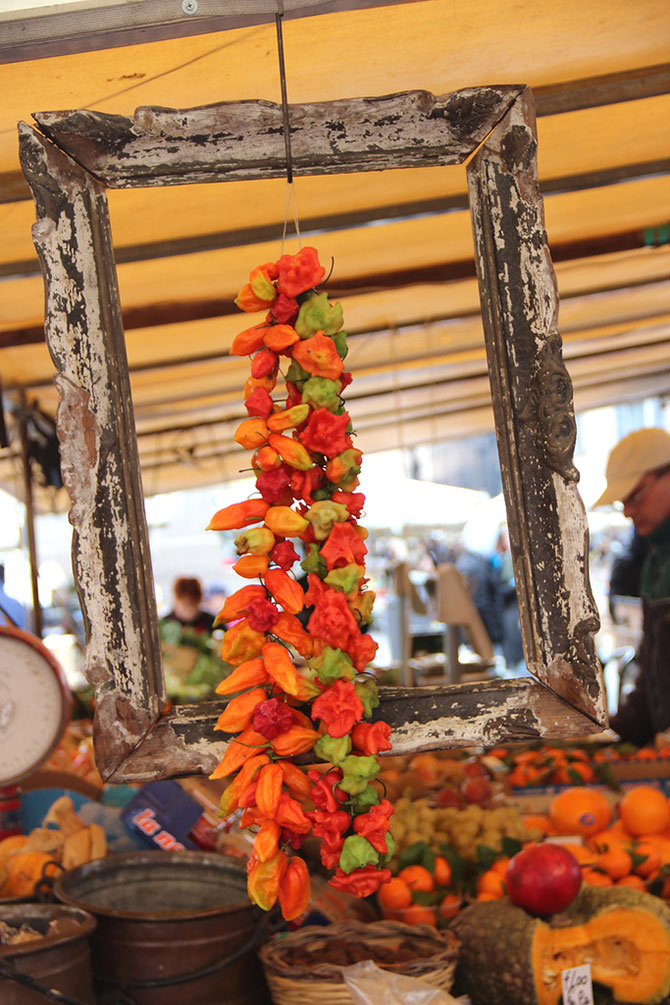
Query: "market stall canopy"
0 0 668 510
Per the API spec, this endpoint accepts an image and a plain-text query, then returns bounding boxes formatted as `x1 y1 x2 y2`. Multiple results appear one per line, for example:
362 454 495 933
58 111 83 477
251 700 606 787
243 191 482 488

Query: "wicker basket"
259 919 459 1005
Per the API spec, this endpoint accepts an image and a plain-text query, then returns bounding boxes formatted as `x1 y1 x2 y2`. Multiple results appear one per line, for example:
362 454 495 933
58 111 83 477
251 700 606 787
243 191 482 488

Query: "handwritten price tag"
562 963 594 1005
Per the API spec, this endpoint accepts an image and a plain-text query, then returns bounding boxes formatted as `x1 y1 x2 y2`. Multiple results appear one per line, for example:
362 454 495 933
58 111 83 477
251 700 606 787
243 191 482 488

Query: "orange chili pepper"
255 763 285 818
234 417 270 451
215 657 269 696
220 620 266 666
252 445 282 471
263 324 300 352
219 753 269 816
231 324 268 355
292 331 344 380
268 434 314 471
264 568 304 615
207 499 269 532
271 725 320 758
253 819 281 863
272 612 313 658
247 851 287 911
208 725 269 779
232 554 269 579
264 506 310 537
262 641 299 696
267 404 310 432
215 584 266 625
279 857 311 921
274 791 312 833
215 688 268 734
244 375 276 400
280 761 312 801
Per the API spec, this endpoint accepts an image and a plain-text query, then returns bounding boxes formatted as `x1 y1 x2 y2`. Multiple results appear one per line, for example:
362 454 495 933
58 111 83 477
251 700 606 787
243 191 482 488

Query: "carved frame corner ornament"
18 85 606 783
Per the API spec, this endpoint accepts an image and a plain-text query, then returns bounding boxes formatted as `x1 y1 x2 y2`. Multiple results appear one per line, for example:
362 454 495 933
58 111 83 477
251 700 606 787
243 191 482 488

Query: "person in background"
594 427 670 745
0 563 26 629
162 576 215 635
608 528 648 621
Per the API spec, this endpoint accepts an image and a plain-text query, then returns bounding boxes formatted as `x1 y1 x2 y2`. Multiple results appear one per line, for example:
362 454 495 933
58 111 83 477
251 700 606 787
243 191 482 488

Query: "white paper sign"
562 963 594 1005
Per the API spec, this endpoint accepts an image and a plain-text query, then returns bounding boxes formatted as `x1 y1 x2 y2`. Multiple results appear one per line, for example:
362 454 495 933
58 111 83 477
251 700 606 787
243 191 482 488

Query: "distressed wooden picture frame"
18 85 606 783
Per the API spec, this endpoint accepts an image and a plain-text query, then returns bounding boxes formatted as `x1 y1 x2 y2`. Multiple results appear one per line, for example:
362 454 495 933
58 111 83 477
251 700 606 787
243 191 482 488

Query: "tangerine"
582 868 614 887
616 874 646 890
490 857 511 876
397 864 435 893
399 903 438 926
438 893 462 920
377 877 412 911
548 787 612 836
433 855 451 887
476 870 506 898
618 786 670 836
632 840 662 878
597 847 633 880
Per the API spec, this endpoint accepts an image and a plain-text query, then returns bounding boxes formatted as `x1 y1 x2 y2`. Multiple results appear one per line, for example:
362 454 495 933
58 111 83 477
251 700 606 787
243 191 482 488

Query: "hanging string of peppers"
207 247 394 921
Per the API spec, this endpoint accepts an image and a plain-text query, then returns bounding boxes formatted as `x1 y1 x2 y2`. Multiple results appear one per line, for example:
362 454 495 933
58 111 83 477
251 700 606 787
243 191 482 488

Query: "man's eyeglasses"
618 465 670 510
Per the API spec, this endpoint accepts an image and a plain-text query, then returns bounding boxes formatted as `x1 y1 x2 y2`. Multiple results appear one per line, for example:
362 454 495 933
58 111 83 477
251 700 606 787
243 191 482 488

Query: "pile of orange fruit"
378 783 670 926
502 742 670 789
526 784 670 895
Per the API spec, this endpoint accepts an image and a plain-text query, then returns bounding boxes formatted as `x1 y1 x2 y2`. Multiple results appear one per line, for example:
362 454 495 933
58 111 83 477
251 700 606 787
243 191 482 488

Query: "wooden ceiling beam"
1 225 665 348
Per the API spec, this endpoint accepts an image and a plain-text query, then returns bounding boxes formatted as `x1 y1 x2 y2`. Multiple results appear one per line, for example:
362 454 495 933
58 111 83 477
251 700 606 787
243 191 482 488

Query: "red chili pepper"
299 408 351 459
311 680 364 738
276 247 326 297
350 721 393 756
352 799 394 854
278 856 311 921
328 865 392 898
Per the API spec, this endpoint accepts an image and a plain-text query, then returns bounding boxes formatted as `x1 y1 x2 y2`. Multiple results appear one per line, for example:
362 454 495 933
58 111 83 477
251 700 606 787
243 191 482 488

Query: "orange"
476 870 506 898
587 822 631 852
618 786 670 837
399 904 438 926
438 893 462 921
522 815 555 836
432 855 451 887
597 847 633 880
582 868 614 887
551 762 595 786
552 842 597 868
490 857 510 876
548 787 612 836
632 840 662 878
378 877 412 911
616 874 647 890
476 891 501 901
397 865 435 893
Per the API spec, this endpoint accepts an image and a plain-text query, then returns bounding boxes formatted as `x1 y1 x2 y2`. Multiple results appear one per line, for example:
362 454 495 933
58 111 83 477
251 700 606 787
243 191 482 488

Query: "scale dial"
0 625 71 787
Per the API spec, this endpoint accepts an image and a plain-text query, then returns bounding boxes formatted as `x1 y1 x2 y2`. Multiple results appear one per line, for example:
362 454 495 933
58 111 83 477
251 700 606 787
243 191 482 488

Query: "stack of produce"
535 784 670 897
0 796 106 899
451 839 670 1005
500 740 670 789
207 247 393 922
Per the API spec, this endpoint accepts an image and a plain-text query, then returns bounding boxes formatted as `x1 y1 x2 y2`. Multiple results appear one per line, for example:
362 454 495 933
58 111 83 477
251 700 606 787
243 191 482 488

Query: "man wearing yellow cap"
594 427 670 745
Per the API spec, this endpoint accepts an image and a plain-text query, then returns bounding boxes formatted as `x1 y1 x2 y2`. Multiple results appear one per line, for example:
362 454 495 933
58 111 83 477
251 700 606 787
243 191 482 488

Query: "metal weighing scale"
0 624 71 790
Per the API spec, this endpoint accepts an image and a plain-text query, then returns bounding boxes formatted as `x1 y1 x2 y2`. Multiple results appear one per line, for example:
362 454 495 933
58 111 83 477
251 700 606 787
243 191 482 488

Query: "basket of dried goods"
258 919 459 1005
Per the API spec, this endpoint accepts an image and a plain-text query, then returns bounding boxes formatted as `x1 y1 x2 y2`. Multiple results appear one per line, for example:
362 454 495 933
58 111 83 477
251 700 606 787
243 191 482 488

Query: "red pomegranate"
505 843 582 916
